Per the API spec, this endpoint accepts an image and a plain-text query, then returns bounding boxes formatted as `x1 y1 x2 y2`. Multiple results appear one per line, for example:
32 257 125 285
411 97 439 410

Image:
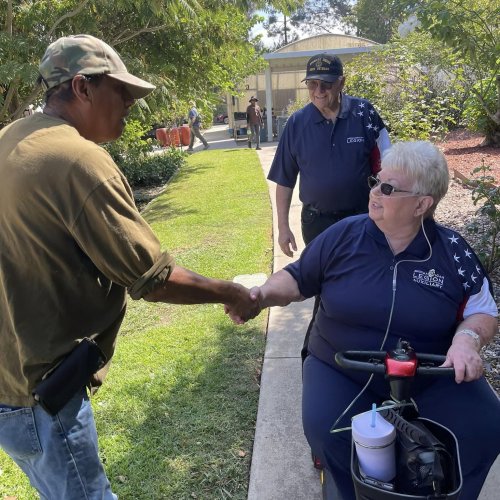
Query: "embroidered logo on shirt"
347 137 365 143
413 268 444 288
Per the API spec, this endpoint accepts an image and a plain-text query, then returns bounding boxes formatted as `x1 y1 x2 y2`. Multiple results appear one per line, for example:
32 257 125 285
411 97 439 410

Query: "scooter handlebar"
334 351 455 376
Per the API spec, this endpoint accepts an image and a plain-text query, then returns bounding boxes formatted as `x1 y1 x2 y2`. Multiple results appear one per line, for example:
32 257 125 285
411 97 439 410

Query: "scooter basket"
351 418 462 500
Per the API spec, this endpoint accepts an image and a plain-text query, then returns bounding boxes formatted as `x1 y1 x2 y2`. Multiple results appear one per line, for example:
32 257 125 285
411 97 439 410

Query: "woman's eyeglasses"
367 176 418 196
305 80 336 91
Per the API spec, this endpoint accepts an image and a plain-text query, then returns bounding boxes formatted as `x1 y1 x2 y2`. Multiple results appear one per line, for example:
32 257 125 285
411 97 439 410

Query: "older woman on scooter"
227 141 500 499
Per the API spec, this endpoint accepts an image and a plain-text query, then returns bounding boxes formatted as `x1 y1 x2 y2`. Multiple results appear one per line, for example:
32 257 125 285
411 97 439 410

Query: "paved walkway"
198 124 499 500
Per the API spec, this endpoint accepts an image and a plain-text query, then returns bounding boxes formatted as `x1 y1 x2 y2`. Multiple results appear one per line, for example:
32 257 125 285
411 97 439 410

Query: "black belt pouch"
33 338 106 415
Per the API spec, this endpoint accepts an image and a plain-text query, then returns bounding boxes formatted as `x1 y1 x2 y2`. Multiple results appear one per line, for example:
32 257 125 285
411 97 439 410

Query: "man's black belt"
303 204 365 218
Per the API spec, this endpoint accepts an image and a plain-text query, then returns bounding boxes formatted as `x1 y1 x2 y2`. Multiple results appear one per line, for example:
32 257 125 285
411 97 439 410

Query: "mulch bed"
437 129 500 184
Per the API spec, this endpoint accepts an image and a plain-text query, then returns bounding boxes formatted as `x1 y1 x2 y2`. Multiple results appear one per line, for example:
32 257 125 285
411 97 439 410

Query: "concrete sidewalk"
200 124 499 500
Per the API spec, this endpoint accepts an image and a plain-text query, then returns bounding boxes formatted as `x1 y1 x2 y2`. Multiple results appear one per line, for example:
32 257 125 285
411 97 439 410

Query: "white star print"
359 102 365 108
457 267 465 276
369 109 375 115
367 123 373 129
448 235 459 244
357 111 364 117
374 126 379 131
453 253 460 262
471 273 477 283
463 282 470 290
476 265 482 274
464 248 472 258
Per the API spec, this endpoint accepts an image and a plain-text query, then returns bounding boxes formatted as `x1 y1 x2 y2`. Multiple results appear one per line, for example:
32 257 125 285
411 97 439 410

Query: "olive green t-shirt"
0 113 174 406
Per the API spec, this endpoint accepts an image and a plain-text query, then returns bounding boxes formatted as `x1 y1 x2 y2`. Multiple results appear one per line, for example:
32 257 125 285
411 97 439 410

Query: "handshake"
224 282 265 325
223 270 300 324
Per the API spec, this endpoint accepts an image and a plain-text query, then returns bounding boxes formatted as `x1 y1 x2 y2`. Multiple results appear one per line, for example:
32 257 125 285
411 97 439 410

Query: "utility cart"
232 111 248 142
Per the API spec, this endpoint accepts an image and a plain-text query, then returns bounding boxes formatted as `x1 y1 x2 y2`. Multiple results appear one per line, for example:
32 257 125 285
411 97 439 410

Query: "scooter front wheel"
320 467 338 500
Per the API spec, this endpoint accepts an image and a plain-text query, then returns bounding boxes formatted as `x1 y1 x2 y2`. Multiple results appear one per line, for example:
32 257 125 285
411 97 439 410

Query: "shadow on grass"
100 322 264 500
141 162 210 223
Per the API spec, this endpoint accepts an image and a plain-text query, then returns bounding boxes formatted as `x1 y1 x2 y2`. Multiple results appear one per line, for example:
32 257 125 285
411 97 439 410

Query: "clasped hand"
225 286 262 324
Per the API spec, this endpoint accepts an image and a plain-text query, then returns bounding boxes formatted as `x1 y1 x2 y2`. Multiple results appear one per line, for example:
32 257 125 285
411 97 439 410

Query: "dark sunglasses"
305 80 337 91
367 176 417 196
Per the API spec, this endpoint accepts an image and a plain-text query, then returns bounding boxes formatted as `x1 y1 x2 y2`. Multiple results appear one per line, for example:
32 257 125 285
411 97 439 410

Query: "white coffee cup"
352 409 396 482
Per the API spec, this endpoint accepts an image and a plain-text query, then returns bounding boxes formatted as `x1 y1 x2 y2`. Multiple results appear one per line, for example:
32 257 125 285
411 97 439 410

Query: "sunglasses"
305 80 338 91
367 176 418 196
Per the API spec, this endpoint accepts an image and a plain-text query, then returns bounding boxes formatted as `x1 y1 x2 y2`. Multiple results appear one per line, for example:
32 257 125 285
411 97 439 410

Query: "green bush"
121 148 186 187
286 96 309 115
463 75 500 143
344 31 466 141
105 119 153 166
465 161 500 274
103 119 186 188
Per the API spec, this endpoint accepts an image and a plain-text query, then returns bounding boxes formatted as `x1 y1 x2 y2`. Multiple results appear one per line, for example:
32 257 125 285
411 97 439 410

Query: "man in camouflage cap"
0 34 258 499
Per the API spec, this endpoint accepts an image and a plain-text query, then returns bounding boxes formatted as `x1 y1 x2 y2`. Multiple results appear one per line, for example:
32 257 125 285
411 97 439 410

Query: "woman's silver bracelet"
453 329 481 349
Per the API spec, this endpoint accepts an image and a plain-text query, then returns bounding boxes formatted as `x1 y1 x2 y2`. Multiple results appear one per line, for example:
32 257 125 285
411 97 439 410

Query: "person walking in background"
187 100 209 151
246 96 263 150
0 34 257 500
267 52 392 361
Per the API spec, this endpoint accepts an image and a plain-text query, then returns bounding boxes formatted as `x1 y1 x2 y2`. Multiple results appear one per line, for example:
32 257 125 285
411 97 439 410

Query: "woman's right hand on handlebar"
441 335 483 384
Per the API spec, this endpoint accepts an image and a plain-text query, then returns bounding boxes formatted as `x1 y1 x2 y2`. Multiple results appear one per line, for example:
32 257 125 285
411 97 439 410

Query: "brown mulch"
436 129 500 184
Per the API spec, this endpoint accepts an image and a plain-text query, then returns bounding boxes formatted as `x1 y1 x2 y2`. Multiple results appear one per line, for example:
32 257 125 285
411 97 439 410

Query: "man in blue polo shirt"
268 53 391 256
268 53 392 362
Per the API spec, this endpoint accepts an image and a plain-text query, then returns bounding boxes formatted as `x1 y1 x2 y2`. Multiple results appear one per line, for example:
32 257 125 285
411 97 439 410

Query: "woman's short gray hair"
381 141 449 213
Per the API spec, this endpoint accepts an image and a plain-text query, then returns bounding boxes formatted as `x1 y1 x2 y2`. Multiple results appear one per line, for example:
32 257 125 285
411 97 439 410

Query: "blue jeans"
0 388 116 500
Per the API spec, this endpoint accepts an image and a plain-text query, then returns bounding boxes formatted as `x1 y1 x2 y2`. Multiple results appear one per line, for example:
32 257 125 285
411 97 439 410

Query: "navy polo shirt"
268 96 389 213
285 215 496 368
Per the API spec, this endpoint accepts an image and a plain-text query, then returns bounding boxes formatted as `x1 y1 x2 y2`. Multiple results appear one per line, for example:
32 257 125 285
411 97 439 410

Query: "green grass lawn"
0 148 272 499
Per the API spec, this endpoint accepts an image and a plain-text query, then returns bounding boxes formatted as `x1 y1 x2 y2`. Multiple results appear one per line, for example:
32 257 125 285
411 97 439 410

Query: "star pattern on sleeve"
357 101 382 136
447 231 483 296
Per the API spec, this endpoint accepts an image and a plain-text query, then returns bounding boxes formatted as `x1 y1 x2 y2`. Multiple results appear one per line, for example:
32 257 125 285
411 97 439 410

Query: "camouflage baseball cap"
39 34 155 99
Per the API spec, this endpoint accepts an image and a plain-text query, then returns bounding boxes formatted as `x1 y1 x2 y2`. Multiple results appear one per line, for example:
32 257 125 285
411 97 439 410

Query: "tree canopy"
401 0 500 145
0 0 300 127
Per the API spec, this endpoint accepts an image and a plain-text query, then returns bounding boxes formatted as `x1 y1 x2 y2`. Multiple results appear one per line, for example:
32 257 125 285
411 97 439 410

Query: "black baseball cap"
302 54 343 83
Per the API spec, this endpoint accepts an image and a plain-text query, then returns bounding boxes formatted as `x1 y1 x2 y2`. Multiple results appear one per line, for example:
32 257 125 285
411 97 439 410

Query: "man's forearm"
143 265 240 305
275 185 293 230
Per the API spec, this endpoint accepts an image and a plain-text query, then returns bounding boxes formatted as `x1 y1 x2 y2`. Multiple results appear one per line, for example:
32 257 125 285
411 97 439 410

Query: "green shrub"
105 119 153 166
463 75 500 142
103 119 186 188
286 96 309 115
344 31 466 141
465 161 500 273
121 148 186 187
